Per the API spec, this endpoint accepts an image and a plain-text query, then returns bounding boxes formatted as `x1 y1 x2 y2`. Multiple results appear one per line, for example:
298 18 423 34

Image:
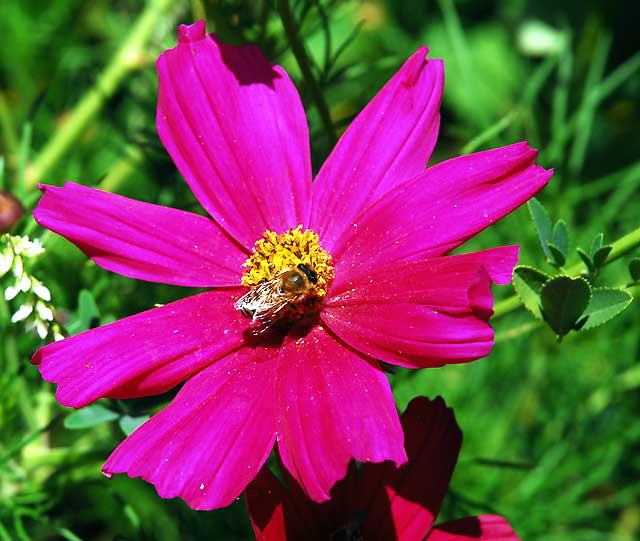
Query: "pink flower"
247 396 522 541
32 20 551 510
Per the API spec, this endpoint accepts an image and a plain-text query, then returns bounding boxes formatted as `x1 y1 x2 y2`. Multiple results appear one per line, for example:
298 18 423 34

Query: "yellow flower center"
237 226 334 328
241 226 334 295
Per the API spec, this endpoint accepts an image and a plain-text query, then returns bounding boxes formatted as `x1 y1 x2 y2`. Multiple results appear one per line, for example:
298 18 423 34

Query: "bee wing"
234 278 290 323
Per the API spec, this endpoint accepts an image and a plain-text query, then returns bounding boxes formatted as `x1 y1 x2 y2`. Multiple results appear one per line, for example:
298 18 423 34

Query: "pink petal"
32 289 246 407
360 397 462 541
103 345 278 510
428 515 522 541
33 183 246 287
324 248 518 368
157 21 311 250
276 325 406 502
246 466 320 541
332 143 552 269
309 48 443 251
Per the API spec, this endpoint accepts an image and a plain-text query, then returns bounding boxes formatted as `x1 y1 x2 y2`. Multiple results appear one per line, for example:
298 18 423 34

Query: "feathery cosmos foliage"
32 21 551 510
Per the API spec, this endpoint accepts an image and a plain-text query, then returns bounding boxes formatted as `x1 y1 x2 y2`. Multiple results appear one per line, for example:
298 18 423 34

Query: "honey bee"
235 263 319 329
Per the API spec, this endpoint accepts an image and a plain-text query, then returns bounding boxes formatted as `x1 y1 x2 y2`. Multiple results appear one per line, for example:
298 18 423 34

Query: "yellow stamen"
241 226 334 296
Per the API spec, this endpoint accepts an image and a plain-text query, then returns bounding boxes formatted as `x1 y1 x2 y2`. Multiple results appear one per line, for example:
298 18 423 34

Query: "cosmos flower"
32 20 551 510
247 396 521 541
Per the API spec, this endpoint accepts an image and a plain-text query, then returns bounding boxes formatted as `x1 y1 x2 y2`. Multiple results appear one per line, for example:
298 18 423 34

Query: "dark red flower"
247 397 521 541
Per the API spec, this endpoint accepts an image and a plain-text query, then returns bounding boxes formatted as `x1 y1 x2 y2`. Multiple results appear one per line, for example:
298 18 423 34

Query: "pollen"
241 226 334 296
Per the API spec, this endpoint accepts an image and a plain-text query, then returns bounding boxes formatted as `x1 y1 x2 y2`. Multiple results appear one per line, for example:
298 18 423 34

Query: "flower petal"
32 289 246 407
324 249 518 368
332 143 552 269
157 21 311 249
360 397 462 541
276 326 406 502
34 183 246 287
309 48 443 251
103 345 278 510
428 516 522 541
246 466 320 541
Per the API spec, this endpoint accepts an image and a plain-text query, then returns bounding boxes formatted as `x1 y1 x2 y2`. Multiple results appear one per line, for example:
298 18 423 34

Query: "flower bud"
0 192 24 233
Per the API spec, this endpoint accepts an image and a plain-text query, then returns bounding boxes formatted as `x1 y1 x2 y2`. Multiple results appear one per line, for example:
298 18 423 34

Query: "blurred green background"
1 0 639 539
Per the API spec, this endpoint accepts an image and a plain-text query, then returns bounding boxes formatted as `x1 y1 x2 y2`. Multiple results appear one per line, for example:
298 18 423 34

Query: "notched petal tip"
402 46 437 88
177 20 206 43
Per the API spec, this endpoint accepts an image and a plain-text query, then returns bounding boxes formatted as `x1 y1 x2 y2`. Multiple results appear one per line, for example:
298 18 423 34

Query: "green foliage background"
1 0 639 539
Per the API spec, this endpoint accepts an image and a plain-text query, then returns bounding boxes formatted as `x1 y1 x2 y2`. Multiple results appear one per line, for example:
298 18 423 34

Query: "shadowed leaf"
64 404 118 430
541 275 591 336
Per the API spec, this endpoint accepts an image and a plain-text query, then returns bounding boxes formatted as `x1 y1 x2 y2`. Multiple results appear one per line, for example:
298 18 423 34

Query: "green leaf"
629 258 640 282
528 198 552 258
119 415 150 436
64 404 119 430
592 245 612 269
66 289 101 335
590 233 604 258
540 276 591 337
576 247 595 273
552 219 569 256
547 243 566 267
582 288 633 330
573 315 589 331
513 265 550 318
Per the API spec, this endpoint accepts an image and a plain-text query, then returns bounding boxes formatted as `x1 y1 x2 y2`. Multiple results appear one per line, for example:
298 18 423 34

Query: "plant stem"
98 145 145 193
277 0 336 146
24 0 173 191
494 225 640 319
0 93 19 165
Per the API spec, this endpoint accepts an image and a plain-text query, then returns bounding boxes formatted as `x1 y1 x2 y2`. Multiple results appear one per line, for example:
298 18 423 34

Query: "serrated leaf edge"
582 287 633 330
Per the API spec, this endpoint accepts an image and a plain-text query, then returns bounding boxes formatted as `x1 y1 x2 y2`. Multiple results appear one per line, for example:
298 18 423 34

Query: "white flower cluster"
1 234 64 341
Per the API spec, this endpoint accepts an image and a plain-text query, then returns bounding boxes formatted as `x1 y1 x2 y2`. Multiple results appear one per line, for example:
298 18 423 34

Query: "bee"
235 263 319 329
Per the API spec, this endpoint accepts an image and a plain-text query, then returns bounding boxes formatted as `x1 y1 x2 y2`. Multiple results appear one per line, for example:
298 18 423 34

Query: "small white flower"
13 255 23 278
26 238 45 257
18 273 31 293
35 320 48 339
5 284 19 300
53 330 65 342
0 251 12 277
35 301 54 321
13 236 44 257
32 280 51 301
11 303 34 323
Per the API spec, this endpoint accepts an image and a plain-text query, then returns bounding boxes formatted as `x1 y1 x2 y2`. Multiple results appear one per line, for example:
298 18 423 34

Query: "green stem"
0 93 19 166
461 110 516 155
494 225 640 319
98 144 145 193
277 0 336 146
495 321 543 343
0 294 36 431
24 0 173 191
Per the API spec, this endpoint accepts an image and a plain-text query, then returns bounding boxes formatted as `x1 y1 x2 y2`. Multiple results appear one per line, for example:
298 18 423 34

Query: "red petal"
33 290 246 407
310 48 443 251
34 183 246 287
333 143 551 269
276 326 406 502
324 248 519 368
360 397 462 541
246 466 322 541
103 344 278 510
157 22 311 249
427 515 522 541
